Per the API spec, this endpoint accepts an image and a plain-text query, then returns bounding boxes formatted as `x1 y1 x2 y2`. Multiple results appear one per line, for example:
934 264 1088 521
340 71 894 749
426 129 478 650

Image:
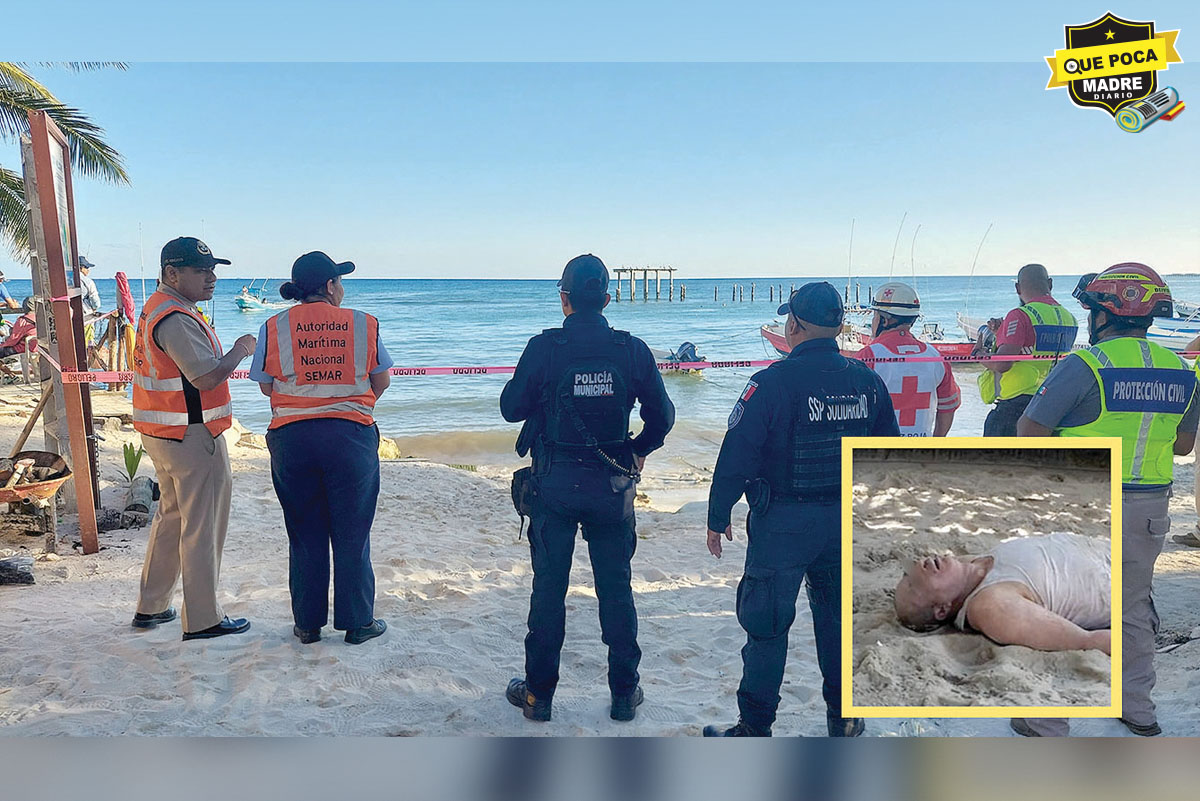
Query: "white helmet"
870 282 921 317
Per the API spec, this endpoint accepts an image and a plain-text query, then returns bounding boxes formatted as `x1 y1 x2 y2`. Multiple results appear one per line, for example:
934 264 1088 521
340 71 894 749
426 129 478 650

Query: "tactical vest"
1057 337 1195 486
762 352 886 501
544 327 633 451
979 301 1077 403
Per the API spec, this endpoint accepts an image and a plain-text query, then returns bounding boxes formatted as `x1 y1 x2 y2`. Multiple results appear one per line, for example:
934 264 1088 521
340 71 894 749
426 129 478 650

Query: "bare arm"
257 382 272 397
967 586 1110 654
1175 429 1196 455
370 370 390 398
933 409 954 437
1016 415 1053 437
983 342 1022 374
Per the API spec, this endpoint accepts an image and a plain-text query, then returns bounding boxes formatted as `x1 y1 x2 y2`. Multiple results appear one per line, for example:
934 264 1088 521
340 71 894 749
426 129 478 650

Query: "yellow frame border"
841 436 1122 718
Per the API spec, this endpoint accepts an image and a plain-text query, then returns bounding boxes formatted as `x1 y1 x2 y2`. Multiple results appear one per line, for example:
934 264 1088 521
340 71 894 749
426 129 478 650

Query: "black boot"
702 719 770 737
507 678 552 722
827 713 865 737
610 686 644 722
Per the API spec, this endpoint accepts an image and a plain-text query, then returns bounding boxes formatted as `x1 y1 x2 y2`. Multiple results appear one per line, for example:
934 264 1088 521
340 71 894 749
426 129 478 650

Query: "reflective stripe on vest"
1058 337 1195 486
982 302 1078 403
132 291 233 441
263 304 378 428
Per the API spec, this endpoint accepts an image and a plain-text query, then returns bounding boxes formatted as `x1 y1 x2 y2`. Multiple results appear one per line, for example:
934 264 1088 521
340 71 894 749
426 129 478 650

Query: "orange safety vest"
262 303 379 429
132 290 233 440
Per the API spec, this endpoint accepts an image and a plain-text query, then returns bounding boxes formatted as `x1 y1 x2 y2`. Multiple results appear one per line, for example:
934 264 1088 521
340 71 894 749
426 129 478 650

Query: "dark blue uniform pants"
736 499 842 732
983 394 1032 437
525 461 641 700
266 418 380 631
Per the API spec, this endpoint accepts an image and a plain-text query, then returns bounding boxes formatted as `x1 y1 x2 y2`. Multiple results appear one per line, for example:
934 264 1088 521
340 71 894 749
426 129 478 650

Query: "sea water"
9 273 1200 475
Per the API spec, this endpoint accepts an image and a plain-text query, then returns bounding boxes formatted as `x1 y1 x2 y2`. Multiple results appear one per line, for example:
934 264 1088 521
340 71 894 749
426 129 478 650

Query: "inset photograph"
845 441 1119 716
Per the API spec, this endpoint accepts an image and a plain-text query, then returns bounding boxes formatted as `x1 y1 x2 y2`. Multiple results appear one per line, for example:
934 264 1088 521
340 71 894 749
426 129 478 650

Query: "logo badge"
1045 13 1184 132
196 240 211 255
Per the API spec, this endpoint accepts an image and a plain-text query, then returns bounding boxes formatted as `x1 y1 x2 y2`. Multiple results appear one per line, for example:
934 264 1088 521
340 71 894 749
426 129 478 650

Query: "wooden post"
681 284 686 301
629 271 634 302
751 283 755 301
669 273 674 301
655 271 660 300
714 285 718 301
615 272 621 302
739 285 744 302
23 115 100 554
731 285 735 302
770 285 774 303
642 270 648 302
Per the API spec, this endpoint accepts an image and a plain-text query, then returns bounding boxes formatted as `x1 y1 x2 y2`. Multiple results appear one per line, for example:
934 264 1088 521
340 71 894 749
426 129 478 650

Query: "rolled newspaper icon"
1116 87 1179 133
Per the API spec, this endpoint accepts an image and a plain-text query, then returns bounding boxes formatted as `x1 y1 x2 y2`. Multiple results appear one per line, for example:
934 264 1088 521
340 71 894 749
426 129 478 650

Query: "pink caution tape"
41 351 1200 384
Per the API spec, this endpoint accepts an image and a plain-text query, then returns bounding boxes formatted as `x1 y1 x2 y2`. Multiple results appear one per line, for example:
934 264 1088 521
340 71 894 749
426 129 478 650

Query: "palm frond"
0 89 128 184
0 166 30 260
0 63 55 98
50 62 129 73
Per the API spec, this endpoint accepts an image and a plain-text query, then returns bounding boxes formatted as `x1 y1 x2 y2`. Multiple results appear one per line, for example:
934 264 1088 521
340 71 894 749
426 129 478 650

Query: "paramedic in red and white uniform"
854 282 959 437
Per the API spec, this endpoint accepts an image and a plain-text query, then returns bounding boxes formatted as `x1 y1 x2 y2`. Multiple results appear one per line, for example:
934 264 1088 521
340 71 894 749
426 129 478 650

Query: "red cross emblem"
882 288 894 298
890 375 932 427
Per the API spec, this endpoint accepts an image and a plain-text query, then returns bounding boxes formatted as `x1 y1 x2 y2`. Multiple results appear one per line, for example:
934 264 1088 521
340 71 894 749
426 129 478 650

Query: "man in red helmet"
1014 263 1199 737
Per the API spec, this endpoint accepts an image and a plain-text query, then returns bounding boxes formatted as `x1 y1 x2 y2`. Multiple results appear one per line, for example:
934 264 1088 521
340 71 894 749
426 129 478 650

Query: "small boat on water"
234 279 294 312
650 342 705 374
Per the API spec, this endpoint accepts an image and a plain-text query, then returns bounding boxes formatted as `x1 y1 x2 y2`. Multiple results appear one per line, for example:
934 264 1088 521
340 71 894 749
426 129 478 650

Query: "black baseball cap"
777 281 845 327
291 251 355 289
161 236 231 269
557 254 609 293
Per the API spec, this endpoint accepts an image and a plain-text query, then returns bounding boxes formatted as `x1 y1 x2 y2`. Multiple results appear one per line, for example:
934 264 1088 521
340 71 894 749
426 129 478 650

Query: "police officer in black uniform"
703 282 900 737
500 254 675 724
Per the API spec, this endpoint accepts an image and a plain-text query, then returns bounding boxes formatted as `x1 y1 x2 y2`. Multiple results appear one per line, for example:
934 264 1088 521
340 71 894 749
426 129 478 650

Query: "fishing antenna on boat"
888 212 907 278
964 222 994 319
909 223 922 301
846 218 854 303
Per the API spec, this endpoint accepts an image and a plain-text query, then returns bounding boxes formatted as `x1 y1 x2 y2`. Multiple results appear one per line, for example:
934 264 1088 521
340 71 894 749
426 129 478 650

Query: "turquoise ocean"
8 273 1200 477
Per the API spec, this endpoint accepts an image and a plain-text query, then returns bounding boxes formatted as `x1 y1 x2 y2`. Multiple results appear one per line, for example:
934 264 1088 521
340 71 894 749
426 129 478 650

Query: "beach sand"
2 382 1199 736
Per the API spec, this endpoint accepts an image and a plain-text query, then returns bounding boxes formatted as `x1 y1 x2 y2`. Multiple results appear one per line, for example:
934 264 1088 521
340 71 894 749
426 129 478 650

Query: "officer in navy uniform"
703 282 900 737
500 254 675 724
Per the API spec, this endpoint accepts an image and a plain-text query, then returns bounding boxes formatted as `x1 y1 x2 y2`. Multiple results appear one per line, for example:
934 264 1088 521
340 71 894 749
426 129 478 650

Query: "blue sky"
2 4 1197 279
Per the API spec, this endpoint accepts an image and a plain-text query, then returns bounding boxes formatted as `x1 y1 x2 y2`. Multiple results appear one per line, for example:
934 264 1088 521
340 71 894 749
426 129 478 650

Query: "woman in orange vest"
250 251 393 645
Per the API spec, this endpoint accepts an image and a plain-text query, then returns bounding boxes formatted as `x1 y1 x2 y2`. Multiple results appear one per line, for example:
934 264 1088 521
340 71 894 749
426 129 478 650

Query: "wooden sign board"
20 112 100 554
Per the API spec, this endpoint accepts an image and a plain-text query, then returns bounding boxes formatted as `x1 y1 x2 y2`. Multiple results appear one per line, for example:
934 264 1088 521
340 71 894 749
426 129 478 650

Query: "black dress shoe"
182 616 251 641
345 618 386 645
611 686 644 722
293 625 321 644
506 678 552 722
131 607 177 628
1120 718 1162 736
702 719 770 737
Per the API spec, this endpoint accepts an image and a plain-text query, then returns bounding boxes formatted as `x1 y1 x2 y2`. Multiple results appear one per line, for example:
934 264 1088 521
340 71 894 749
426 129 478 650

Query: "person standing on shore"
855 282 960 436
973 263 1077 436
1014 264 1199 737
131 237 256 640
703 282 899 737
251 251 392 645
500 254 675 723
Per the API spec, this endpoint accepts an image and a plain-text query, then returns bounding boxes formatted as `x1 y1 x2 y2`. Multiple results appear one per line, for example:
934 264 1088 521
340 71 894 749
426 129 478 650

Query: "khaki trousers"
136 424 233 633
1018 487 1169 736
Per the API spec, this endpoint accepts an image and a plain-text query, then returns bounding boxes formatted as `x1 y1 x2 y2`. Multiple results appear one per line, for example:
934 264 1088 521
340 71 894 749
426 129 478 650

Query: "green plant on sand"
121 442 145 484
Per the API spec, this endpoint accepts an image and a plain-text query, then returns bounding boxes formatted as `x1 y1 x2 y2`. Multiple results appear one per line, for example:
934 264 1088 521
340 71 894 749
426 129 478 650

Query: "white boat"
234 279 293 312
1147 317 1200 351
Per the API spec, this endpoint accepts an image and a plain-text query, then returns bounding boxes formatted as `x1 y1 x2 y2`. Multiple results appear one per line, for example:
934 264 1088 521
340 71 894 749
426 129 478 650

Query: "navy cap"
78 255 95 269
161 236 231 269
777 281 845 327
291 251 355 290
557 254 609 293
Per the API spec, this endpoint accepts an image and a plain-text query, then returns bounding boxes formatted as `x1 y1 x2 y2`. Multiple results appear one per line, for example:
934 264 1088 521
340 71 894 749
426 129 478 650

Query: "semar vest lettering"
132 291 233 441
1057 337 1195 487
544 327 633 451
261 303 380 428
979 301 1077 404
761 353 886 502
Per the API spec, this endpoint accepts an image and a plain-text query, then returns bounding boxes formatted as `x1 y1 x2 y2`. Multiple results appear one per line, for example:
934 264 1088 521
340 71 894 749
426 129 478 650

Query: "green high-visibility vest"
1058 337 1196 486
978 302 1077 404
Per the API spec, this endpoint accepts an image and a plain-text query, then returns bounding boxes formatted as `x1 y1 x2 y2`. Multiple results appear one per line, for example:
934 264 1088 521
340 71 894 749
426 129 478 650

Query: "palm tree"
0 62 129 259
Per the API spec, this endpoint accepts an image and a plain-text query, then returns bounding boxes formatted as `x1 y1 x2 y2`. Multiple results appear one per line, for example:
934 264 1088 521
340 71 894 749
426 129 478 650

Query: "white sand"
851 460 1113 709
2 384 1199 736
